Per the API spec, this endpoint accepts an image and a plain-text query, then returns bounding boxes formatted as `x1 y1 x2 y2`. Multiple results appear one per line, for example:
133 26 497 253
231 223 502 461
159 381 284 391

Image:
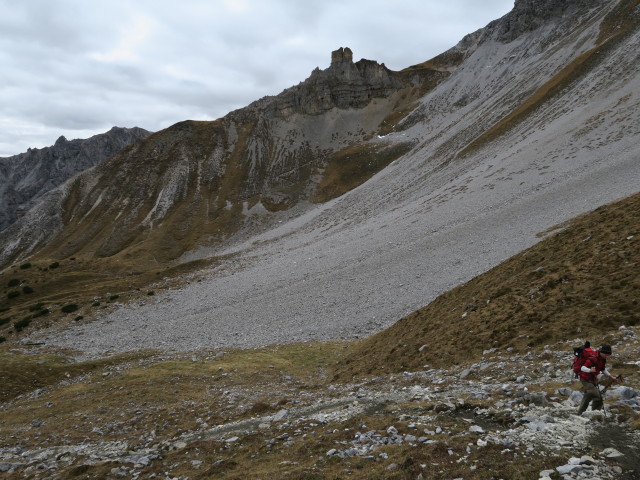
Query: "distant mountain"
0 127 151 232
0 48 443 267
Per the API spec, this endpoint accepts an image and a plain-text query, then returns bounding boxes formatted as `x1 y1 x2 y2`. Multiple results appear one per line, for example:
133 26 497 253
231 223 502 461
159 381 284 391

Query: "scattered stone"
273 409 288 421
602 447 623 458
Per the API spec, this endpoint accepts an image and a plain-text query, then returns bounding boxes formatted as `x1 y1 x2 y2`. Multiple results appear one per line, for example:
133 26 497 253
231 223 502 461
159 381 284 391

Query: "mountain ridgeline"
0 48 443 269
1 0 638 272
0 127 150 233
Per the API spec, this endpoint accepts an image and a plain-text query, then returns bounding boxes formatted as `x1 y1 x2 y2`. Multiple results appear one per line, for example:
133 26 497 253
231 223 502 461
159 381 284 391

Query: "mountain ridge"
0 126 151 233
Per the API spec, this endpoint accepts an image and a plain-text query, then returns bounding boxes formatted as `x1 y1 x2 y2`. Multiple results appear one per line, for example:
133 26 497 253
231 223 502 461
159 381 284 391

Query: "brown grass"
0 341 571 480
0 255 227 341
313 141 414 203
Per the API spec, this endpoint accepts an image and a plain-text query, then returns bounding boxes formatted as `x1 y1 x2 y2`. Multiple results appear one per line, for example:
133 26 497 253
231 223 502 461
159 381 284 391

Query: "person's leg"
590 382 604 410
577 380 599 414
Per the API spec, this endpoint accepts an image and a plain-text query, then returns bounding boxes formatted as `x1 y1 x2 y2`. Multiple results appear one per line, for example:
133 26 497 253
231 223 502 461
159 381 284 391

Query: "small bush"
22 286 34 294
0 336 5 343
92 301 101 307
31 309 49 318
74 316 84 322
109 295 120 301
7 291 20 299
7 279 20 287
29 303 45 312
19 263 32 270
0 307 9 313
49 262 60 269
14 317 32 332
61 304 78 314
147 291 155 296
0 317 11 327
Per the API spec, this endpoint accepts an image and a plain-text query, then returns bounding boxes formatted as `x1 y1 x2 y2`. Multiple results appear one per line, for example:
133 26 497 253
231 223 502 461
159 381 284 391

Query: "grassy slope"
0 256 226 344
334 190 640 380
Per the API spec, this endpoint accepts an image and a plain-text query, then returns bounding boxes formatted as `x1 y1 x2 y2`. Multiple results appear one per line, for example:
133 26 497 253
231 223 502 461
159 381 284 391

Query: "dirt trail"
590 423 640 479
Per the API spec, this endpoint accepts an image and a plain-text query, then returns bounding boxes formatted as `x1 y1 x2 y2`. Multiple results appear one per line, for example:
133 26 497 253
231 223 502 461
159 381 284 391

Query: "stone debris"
1 337 639 478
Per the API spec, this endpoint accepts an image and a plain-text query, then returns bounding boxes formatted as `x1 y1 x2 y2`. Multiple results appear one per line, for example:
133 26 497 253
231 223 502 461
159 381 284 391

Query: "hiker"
577 344 623 415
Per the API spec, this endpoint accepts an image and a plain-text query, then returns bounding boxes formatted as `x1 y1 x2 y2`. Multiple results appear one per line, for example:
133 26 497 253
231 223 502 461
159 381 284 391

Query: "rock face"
0 127 150 232
245 46 408 117
494 0 604 41
0 48 441 267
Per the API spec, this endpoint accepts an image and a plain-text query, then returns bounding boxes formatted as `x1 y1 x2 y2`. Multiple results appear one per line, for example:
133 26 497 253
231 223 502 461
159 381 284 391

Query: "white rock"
602 447 624 458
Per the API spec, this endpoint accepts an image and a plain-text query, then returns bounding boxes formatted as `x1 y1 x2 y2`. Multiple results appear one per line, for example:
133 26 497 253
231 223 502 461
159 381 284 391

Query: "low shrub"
74 316 84 322
7 279 20 288
147 291 155 296
14 317 32 332
92 301 101 307
61 304 78 314
49 262 60 269
0 336 5 343
19 263 32 270
31 309 49 318
29 303 45 312
109 295 120 301
22 286 34 294
7 291 20 299
0 317 11 327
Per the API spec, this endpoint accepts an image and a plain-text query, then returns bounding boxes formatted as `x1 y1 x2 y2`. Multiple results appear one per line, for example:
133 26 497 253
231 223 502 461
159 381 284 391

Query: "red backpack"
572 343 596 378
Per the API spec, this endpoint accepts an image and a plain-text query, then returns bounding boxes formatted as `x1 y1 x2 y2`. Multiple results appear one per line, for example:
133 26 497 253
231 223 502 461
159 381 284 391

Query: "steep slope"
2 0 640 352
333 190 640 379
0 49 442 268
0 127 150 232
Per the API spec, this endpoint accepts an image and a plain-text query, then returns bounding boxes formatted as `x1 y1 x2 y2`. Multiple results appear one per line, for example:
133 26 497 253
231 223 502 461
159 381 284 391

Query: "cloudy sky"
0 0 514 157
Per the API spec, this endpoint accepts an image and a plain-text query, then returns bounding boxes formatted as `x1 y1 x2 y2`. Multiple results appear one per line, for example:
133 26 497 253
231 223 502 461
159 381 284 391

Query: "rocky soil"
2 330 639 479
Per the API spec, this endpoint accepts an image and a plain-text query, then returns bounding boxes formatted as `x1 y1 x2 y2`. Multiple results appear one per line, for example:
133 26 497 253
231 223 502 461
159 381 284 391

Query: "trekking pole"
596 384 608 418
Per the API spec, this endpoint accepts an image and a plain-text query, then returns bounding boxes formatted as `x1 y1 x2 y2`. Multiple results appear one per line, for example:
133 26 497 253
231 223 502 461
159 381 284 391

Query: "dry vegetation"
0 255 227 344
313 141 414 203
0 343 575 480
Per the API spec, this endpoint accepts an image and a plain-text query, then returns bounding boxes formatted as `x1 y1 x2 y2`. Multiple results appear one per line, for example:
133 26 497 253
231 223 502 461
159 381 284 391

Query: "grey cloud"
0 0 514 157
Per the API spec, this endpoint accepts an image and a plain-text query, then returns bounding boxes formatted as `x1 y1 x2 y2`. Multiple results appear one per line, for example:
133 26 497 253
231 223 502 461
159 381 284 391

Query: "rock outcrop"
0 127 151 232
243 47 410 117
0 48 443 267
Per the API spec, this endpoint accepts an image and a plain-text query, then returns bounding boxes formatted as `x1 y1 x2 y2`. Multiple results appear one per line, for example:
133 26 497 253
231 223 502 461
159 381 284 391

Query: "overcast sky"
0 0 514 157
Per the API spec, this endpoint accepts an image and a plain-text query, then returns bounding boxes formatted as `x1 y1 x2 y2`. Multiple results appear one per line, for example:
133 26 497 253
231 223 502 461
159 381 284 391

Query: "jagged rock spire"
330 47 353 67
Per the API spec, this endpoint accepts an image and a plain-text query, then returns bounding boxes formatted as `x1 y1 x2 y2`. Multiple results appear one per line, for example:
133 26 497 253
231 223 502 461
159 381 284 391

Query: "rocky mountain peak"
0 126 151 232
241 47 408 118
496 0 604 41
330 46 353 67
